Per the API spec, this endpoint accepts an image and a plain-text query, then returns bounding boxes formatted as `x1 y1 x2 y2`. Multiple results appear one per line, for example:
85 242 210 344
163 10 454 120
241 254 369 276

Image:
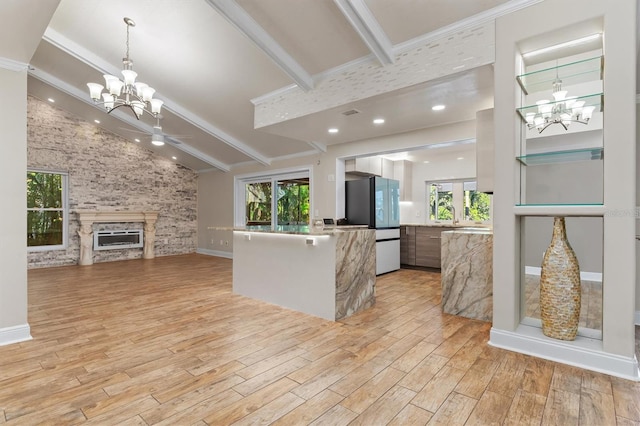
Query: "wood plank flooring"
0 253 638 425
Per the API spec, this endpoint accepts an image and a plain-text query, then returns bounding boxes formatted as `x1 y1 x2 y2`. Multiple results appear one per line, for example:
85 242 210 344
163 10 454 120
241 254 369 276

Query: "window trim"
234 166 313 228
27 169 69 252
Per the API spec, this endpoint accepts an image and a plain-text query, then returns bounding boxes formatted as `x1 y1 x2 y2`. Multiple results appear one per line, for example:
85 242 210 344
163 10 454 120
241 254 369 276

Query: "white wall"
400 149 477 223
0 68 30 344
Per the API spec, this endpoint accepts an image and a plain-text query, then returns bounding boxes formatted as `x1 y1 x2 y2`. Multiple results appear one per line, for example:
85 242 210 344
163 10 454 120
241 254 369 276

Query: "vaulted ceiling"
4 0 552 171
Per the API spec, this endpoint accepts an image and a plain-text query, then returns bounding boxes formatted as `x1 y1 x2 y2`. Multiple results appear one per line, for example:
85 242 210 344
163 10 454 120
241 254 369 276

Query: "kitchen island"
232 226 376 321
440 228 493 321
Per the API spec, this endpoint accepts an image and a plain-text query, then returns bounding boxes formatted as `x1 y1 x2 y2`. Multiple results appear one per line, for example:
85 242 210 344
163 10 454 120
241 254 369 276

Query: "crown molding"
394 0 544 54
0 56 29 72
204 0 314 91
42 28 269 166
334 0 394 66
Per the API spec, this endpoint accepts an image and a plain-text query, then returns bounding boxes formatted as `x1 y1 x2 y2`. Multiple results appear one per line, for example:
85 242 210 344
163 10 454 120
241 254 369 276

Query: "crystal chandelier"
87 18 163 121
525 77 595 134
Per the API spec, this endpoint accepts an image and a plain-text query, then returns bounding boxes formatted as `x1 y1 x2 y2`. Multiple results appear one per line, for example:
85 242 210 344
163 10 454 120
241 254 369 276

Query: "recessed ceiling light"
432 105 445 111
171 156 177 160
47 98 55 103
94 119 100 124
134 138 140 143
373 118 385 124
423 161 430 164
457 157 464 160
328 128 339 134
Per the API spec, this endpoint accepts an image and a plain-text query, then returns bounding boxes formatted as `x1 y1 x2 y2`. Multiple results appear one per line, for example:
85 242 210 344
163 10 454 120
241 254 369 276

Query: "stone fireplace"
75 210 159 265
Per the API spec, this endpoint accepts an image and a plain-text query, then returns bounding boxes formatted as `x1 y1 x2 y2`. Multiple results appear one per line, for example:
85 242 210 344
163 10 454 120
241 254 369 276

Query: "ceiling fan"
119 116 191 146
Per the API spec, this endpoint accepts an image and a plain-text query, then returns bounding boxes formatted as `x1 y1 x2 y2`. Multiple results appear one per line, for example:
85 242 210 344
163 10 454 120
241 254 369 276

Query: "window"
427 179 491 223
428 182 453 221
236 168 311 228
27 171 68 250
463 181 491 222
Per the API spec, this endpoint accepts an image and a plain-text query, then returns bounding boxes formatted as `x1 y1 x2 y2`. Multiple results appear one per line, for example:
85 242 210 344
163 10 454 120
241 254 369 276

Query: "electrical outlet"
220 240 224 245
224 240 229 246
416 211 421 217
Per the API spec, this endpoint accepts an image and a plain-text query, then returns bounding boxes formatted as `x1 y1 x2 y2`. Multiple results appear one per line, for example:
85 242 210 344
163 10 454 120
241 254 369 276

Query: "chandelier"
525 77 595 134
87 18 163 122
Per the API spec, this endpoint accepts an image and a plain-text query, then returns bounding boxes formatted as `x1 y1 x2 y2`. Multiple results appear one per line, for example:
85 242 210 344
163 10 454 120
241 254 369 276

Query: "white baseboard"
490 325 639 381
0 324 32 346
196 248 233 259
524 266 602 283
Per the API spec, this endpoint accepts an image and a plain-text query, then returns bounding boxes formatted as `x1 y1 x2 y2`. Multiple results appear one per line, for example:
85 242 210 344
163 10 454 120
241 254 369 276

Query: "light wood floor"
1 254 638 425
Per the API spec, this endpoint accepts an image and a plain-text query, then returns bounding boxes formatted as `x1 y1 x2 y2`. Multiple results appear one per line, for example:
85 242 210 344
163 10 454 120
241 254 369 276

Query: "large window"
428 179 491 223
27 170 68 250
237 169 311 228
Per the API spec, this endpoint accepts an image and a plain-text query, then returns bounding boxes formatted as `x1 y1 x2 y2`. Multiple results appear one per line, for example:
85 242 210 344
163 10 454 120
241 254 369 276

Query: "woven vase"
539 217 581 341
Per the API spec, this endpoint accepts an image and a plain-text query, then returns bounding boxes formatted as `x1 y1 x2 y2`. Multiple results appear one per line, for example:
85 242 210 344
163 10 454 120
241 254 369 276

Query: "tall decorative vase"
539 217 581 341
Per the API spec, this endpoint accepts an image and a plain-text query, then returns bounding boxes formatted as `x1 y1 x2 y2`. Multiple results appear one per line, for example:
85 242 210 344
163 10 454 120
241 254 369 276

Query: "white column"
0 67 31 345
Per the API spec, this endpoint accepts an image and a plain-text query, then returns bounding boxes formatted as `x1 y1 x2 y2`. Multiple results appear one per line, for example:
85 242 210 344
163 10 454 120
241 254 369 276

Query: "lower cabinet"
400 226 416 266
414 226 454 268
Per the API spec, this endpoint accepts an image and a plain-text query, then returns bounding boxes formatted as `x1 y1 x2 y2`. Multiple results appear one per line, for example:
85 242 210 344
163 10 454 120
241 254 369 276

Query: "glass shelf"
513 204 605 216
516 93 603 122
516 56 603 95
516 147 603 166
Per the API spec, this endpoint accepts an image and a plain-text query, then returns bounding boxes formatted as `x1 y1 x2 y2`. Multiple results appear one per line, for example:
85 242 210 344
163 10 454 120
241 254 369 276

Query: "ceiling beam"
333 0 394 66
42 28 271 166
0 56 29 71
204 0 314 91
28 67 232 172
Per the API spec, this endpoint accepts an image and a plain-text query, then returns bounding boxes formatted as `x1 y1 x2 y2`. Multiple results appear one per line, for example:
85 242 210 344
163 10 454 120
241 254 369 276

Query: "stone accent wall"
27 96 197 268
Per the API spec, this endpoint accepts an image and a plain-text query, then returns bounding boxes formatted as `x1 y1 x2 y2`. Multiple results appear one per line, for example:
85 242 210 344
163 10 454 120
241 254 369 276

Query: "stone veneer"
27 96 197 268
440 229 493 322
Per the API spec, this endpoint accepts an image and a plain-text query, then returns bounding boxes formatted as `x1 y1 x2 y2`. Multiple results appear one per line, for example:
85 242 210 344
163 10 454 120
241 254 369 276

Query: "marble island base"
232 228 376 320
441 229 493 322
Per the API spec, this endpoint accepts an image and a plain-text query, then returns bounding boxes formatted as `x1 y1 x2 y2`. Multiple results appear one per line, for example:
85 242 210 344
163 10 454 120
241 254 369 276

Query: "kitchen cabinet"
381 158 394 179
400 226 416 266
393 160 413 201
345 157 382 176
416 227 453 268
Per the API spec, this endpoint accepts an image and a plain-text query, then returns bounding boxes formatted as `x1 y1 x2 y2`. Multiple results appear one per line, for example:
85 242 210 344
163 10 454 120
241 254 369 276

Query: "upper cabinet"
393 160 413 201
345 157 382 176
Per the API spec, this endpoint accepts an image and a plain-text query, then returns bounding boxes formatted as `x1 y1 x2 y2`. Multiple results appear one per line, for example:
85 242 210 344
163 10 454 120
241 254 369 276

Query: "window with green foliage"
428 182 454 221
427 179 491 223
27 171 67 249
277 178 310 225
239 170 310 228
463 181 491 222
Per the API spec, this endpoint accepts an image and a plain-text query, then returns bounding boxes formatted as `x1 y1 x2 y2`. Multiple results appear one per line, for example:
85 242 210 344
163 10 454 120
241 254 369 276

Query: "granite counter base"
441 230 493 322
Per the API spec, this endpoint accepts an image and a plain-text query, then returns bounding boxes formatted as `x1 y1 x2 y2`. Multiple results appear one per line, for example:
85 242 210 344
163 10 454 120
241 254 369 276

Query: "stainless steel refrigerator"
345 176 400 275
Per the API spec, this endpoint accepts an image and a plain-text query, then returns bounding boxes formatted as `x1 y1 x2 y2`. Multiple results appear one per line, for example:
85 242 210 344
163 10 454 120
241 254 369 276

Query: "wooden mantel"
74 210 159 266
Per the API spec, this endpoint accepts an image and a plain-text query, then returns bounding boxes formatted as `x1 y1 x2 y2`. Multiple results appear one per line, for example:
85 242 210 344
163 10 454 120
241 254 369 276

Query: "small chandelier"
525 78 595 134
87 18 163 121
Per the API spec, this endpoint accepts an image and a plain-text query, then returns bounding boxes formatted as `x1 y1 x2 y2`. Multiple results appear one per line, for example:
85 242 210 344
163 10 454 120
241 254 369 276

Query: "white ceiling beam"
308 141 327 152
42 28 271 166
28 67 232 172
204 0 315 91
0 56 29 71
333 0 394 66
